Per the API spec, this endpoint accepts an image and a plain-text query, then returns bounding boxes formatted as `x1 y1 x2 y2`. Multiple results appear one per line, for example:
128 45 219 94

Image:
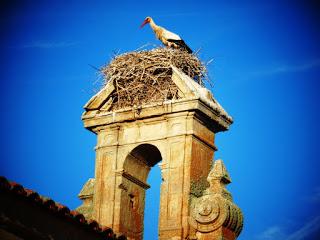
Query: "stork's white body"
162 29 181 40
149 18 181 47
142 17 192 53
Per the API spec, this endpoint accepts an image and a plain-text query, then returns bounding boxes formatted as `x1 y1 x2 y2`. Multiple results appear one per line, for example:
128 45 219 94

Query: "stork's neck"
149 18 160 32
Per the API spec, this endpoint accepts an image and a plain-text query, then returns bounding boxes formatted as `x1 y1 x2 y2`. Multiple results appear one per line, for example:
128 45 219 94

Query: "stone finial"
78 178 95 199
76 178 95 220
189 160 243 240
208 159 231 184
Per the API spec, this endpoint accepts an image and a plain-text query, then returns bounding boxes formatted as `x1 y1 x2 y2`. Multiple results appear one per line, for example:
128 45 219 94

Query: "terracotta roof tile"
0 176 126 240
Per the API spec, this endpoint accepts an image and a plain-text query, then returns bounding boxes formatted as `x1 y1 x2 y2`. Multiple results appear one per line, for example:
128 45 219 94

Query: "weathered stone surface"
78 66 242 240
82 67 233 134
76 178 95 220
78 178 95 197
189 160 243 240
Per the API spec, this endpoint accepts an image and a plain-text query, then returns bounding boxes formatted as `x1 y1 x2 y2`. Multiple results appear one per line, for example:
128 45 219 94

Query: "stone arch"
124 143 162 170
119 143 162 239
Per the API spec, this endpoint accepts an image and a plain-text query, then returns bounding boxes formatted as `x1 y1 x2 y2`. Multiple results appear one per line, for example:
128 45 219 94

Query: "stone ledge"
83 98 232 134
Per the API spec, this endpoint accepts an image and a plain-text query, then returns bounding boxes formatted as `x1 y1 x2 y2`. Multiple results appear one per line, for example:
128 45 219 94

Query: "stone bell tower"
77 60 243 239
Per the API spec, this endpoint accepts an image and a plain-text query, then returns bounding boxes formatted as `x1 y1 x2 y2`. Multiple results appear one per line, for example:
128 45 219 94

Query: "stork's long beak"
140 19 148 28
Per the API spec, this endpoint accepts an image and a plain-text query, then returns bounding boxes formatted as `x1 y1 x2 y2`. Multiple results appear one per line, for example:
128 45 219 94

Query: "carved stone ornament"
189 160 243 239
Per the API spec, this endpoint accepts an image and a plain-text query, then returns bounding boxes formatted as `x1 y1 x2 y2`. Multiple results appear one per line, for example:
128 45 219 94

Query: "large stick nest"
101 47 207 110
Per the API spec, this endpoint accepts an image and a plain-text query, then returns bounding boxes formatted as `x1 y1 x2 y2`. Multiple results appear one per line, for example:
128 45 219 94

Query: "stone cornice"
116 170 150 190
83 98 232 134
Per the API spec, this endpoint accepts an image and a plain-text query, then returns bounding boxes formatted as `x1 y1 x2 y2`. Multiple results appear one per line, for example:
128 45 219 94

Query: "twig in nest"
101 47 208 110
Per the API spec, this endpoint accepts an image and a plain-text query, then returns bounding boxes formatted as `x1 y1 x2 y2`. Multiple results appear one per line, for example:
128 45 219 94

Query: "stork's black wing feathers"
167 39 193 53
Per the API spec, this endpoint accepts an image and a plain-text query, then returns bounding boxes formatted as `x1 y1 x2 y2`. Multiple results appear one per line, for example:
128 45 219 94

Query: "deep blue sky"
1 1 320 239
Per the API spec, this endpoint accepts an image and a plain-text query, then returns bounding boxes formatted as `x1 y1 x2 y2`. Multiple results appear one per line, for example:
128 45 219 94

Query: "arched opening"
130 143 162 167
144 163 161 239
121 144 162 239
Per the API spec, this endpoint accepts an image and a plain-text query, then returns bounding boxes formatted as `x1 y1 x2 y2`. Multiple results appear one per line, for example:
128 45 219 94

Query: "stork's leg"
167 41 178 49
161 38 169 48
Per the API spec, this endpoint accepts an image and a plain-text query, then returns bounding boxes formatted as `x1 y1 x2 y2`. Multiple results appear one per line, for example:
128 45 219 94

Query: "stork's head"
140 16 152 28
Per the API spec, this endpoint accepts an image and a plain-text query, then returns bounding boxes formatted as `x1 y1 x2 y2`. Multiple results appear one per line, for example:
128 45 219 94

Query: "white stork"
140 16 192 53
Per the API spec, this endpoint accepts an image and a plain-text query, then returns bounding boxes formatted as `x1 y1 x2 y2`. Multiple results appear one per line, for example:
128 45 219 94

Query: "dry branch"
101 47 207 110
